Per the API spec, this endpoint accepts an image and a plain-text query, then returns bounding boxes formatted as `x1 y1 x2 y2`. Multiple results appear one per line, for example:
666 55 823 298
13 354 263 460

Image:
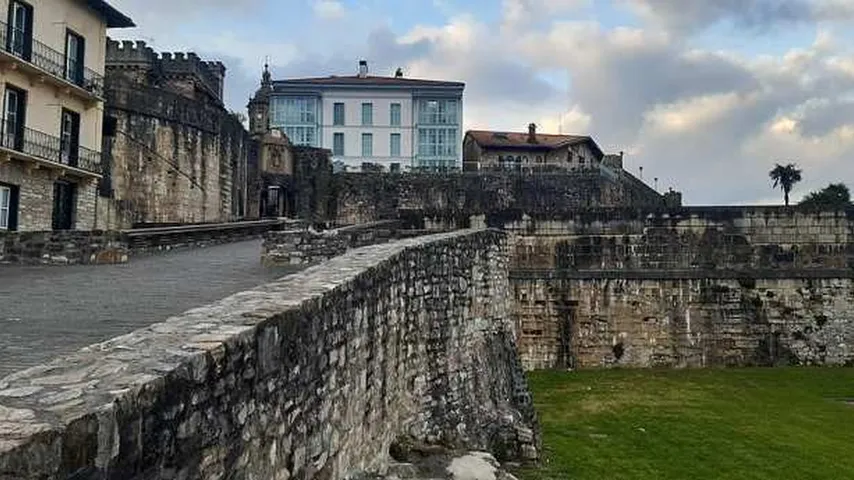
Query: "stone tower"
248 63 272 136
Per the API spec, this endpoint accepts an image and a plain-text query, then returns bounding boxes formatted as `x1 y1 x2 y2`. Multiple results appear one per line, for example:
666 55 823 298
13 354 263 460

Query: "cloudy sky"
108 0 854 205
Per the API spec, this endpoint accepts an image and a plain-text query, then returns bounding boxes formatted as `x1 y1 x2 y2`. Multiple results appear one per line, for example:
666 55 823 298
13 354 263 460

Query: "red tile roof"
466 130 593 149
275 75 464 88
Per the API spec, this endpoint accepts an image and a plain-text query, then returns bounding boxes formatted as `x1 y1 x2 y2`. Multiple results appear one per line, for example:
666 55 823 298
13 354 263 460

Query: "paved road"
0 240 299 378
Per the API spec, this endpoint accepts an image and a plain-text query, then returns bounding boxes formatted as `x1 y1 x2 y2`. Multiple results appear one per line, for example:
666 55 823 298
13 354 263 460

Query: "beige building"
0 0 133 231
463 124 607 173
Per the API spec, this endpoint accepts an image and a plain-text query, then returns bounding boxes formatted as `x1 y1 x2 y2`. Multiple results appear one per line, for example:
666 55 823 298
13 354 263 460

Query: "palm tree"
769 163 802 206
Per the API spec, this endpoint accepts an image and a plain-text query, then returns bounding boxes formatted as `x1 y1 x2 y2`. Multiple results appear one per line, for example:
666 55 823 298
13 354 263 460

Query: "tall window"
390 133 401 157
333 132 345 156
3 85 26 151
269 96 319 146
60 109 80 166
390 103 401 126
418 99 458 125
65 30 85 86
283 127 316 146
418 128 458 157
333 102 345 126
361 103 373 126
270 97 318 125
0 184 11 230
7 1 33 60
361 133 373 157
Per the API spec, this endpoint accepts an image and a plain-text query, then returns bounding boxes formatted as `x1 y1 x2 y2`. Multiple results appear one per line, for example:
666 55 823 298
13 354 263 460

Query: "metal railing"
0 20 104 97
0 120 102 174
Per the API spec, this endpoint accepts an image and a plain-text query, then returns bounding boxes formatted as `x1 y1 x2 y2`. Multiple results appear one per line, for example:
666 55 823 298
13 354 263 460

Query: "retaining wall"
0 229 538 479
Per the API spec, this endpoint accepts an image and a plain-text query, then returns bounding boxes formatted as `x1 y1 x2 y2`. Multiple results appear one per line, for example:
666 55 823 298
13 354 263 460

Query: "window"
361 103 373 126
333 132 345 156
390 103 401 126
333 103 345 126
65 30 85 86
3 85 26 151
0 184 15 230
7 1 33 60
390 133 401 157
60 109 80 166
417 128 458 157
283 126 317 146
361 133 373 157
269 97 317 125
418 99 458 125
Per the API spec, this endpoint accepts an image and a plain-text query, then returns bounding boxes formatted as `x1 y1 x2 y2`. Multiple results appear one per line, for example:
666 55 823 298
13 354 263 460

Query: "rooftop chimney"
358 60 368 78
527 123 537 143
395 67 403 78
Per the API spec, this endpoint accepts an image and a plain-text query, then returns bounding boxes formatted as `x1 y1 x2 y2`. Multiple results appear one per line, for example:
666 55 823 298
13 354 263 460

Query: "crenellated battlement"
106 37 226 103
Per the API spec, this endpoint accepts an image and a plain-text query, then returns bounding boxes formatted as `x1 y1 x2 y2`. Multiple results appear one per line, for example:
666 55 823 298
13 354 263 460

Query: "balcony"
0 20 104 105
0 121 102 177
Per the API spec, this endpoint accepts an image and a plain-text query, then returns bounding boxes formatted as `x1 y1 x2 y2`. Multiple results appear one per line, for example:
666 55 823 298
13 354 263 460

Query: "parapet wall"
106 39 225 104
0 230 538 479
507 207 854 369
261 220 440 267
333 171 664 225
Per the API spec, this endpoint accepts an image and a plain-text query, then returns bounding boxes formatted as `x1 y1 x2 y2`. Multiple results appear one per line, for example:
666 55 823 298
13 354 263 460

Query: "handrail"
0 19 104 97
0 121 102 174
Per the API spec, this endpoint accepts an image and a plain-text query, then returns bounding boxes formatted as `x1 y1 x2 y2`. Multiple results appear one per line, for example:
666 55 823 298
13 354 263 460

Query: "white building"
259 61 464 172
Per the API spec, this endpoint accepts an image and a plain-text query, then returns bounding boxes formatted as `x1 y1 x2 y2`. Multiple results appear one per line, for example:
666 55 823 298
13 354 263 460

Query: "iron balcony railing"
0 121 102 175
0 20 104 98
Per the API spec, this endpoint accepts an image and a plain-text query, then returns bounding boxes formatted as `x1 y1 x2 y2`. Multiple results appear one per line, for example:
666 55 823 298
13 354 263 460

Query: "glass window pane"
390 133 401 157
361 103 373 126
361 133 373 156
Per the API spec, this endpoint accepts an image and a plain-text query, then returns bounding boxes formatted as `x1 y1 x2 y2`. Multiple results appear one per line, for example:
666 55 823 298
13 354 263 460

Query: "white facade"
320 90 414 171
267 67 465 172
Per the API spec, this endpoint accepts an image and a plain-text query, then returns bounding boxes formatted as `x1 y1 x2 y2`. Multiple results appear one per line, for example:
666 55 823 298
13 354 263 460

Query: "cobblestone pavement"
0 240 299 378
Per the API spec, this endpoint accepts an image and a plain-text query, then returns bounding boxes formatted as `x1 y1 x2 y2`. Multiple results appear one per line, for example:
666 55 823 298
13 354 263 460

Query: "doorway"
52 180 75 230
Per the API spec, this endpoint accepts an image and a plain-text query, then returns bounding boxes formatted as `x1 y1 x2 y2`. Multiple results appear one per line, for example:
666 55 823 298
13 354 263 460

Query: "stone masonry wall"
507 207 854 369
0 230 128 265
99 80 250 227
0 229 538 479
261 221 412 267
0 162 97 232
333 171 663 226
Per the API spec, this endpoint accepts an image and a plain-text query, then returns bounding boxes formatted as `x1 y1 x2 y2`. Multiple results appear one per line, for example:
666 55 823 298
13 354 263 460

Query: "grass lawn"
519 368 854 480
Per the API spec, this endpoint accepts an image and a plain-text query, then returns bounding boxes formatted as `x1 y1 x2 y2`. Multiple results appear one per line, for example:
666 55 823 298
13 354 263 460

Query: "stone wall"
507 207 854 369
0 162 98 232
98 79 250 228
332 171 663 226
0 230 128 265
0 229 538 479
261 220 435 267
125 220 288 257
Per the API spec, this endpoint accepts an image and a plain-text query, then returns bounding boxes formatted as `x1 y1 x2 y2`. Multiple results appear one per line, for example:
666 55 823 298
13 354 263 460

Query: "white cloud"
313 0 346 20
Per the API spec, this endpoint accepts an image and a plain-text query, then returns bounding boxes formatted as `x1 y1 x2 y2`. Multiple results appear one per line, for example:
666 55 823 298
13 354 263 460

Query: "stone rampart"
0 229 538 479
333 171 664 225
507 207 854 369
261 220 439 267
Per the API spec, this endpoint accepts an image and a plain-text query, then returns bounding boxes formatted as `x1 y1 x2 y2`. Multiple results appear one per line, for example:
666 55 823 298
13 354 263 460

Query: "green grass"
519 368 854 480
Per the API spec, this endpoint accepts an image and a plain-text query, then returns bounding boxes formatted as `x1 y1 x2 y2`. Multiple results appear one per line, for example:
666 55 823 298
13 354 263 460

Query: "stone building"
0 0 134 232
96 39 249 228
463 124 607 173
